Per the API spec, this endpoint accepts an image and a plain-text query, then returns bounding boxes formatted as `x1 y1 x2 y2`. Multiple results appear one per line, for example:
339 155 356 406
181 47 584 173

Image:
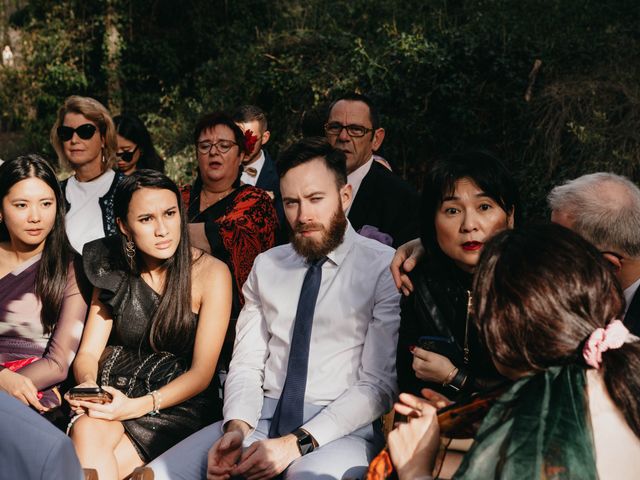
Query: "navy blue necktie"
269 257 327 437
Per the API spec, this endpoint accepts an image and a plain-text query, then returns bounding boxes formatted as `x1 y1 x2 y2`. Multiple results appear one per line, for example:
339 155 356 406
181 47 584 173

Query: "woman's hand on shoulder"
411 347 456 383
0 368 48 412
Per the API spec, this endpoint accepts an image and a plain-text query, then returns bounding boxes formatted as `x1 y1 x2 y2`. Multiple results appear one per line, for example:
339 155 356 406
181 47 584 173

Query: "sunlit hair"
50 95 117 171
114 113 165 173
232 105 268 133
277 136 347 189
547 172 640 257
113 169 196 355
420 150 519 255
474 224 640 437
0 155 72 334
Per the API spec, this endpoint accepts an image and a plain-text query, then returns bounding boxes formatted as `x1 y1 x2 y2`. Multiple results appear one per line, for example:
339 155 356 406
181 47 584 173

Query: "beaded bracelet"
149 390 162 416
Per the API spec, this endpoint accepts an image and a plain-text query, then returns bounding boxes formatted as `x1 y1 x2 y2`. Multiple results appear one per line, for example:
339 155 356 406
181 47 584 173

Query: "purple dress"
0 254 88 408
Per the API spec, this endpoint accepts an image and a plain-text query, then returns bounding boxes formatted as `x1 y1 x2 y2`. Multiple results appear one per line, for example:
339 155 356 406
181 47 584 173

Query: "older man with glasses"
324 93 419 248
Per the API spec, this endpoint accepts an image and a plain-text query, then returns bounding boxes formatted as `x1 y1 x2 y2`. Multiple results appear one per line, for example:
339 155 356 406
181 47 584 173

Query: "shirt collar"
325 221 356 267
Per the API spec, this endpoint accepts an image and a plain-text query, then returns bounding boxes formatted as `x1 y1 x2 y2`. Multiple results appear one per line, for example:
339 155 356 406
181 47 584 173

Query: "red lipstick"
462 241 483 251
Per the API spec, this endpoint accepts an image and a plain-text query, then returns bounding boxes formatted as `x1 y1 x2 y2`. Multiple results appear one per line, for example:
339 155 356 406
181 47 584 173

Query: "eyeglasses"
324 122 374 138
57 123 97 142
116 146 139 162
196 140 238 155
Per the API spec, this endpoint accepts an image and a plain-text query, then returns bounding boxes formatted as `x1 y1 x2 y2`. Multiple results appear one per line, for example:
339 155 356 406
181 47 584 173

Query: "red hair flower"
244 129 259 154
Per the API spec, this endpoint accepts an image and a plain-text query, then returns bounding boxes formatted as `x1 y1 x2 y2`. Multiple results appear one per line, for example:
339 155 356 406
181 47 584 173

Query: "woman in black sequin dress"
66 170 232 479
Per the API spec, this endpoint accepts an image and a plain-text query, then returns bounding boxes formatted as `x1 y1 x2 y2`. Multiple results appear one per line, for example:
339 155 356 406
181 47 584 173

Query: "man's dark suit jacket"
624 285 640 335
255 150 286 243
348 161 420 249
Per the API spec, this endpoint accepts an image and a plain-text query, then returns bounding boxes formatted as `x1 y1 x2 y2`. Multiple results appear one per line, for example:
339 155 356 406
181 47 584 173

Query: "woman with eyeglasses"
0 155 88 412
182 112 277 368
114 113 164 175
50 96 124 254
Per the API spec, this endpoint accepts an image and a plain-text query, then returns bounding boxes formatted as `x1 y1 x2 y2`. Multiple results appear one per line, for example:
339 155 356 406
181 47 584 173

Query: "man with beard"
145 137 400 480
325 93 419 248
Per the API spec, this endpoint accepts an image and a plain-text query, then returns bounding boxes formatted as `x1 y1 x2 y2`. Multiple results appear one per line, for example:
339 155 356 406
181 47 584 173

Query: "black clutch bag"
98 345 186 397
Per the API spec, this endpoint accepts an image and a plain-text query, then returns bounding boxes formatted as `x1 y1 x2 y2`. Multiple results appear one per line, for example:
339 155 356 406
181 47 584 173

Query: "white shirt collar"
241 150 266 186
346 156 374 215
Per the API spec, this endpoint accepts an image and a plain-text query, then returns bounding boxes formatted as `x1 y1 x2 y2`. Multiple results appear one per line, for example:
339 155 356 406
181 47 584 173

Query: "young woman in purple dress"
0 155 88 411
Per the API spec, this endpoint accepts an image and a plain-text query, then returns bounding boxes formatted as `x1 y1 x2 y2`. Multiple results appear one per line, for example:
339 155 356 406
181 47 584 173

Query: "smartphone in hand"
418 335 463 365
67 386 113 404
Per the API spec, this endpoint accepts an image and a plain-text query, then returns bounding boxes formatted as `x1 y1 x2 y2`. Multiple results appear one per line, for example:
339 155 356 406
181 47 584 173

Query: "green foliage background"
1 0 639 220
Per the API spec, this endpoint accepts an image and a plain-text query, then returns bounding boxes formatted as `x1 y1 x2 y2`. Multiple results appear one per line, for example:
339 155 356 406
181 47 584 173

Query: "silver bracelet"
148 390 162 416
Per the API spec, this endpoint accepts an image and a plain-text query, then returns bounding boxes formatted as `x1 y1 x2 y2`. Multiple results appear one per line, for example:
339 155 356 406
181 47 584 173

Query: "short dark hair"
328 93 380 130
193 112 246 154
420 150 519 254
277 137 347 187
232 105 268 132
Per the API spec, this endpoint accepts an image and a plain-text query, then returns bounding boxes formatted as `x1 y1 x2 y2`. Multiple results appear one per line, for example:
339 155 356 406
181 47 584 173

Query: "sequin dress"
83 237 220 461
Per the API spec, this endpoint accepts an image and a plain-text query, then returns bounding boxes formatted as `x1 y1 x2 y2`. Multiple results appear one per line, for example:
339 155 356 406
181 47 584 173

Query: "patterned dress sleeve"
217 187 278 304
18 258 89 390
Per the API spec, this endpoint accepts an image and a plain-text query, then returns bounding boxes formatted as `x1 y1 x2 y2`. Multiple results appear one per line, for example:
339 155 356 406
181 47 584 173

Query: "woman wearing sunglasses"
114 113 164 175
182 112 278 369
50 95 124 254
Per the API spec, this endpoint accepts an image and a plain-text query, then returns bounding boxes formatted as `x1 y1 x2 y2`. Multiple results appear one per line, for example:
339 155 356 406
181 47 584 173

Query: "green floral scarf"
454 364 597 480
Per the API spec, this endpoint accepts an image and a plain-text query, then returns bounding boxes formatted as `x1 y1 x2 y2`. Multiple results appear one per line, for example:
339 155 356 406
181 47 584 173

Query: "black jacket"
396 254 504 398
348 161 420 249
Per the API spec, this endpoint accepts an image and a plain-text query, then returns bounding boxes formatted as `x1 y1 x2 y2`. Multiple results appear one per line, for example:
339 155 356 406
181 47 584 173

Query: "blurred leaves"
0 0 639 219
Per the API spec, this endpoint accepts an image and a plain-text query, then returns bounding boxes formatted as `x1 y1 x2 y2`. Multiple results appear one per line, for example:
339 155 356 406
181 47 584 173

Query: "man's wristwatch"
292 428 317 456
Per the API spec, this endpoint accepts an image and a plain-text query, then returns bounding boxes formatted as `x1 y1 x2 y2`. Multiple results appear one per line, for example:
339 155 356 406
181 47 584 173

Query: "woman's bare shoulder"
190 248 231 284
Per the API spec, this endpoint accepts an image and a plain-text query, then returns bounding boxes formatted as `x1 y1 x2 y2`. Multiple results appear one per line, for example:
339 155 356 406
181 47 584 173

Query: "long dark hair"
474 224 640 437
0 155 71 334
114 113 165 173
113 169 195 355
420 150 519 256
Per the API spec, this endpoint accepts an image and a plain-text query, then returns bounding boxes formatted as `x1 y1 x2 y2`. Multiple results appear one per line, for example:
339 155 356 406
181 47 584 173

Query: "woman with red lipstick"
0 155 88 412
182 112 278 368
50 95 125 254
396 151 518 398
67 170 231 479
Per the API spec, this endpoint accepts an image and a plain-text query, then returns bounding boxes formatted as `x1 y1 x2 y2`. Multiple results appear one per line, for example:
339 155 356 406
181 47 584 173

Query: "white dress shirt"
65 169 115 254
345 157 373 215
240 150 266 187
224 223 400 446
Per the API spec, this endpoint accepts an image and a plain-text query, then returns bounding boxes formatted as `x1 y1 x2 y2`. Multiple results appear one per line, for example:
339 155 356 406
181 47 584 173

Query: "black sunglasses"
57 123 97 142
116 146 139 162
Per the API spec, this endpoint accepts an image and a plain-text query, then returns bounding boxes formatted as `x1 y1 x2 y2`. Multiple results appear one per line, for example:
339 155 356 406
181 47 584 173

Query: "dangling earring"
125 238 136 267
101 148 106 164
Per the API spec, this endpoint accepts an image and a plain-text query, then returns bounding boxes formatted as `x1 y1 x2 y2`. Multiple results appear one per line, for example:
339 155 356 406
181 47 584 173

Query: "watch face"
294 429 315 456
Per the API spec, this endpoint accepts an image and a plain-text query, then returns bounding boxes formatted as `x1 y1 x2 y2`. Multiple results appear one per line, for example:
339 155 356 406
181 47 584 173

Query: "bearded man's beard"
290 206 347 261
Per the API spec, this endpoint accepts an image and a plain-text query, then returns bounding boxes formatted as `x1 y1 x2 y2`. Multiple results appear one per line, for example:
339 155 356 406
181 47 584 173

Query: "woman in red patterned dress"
183 112 278 366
